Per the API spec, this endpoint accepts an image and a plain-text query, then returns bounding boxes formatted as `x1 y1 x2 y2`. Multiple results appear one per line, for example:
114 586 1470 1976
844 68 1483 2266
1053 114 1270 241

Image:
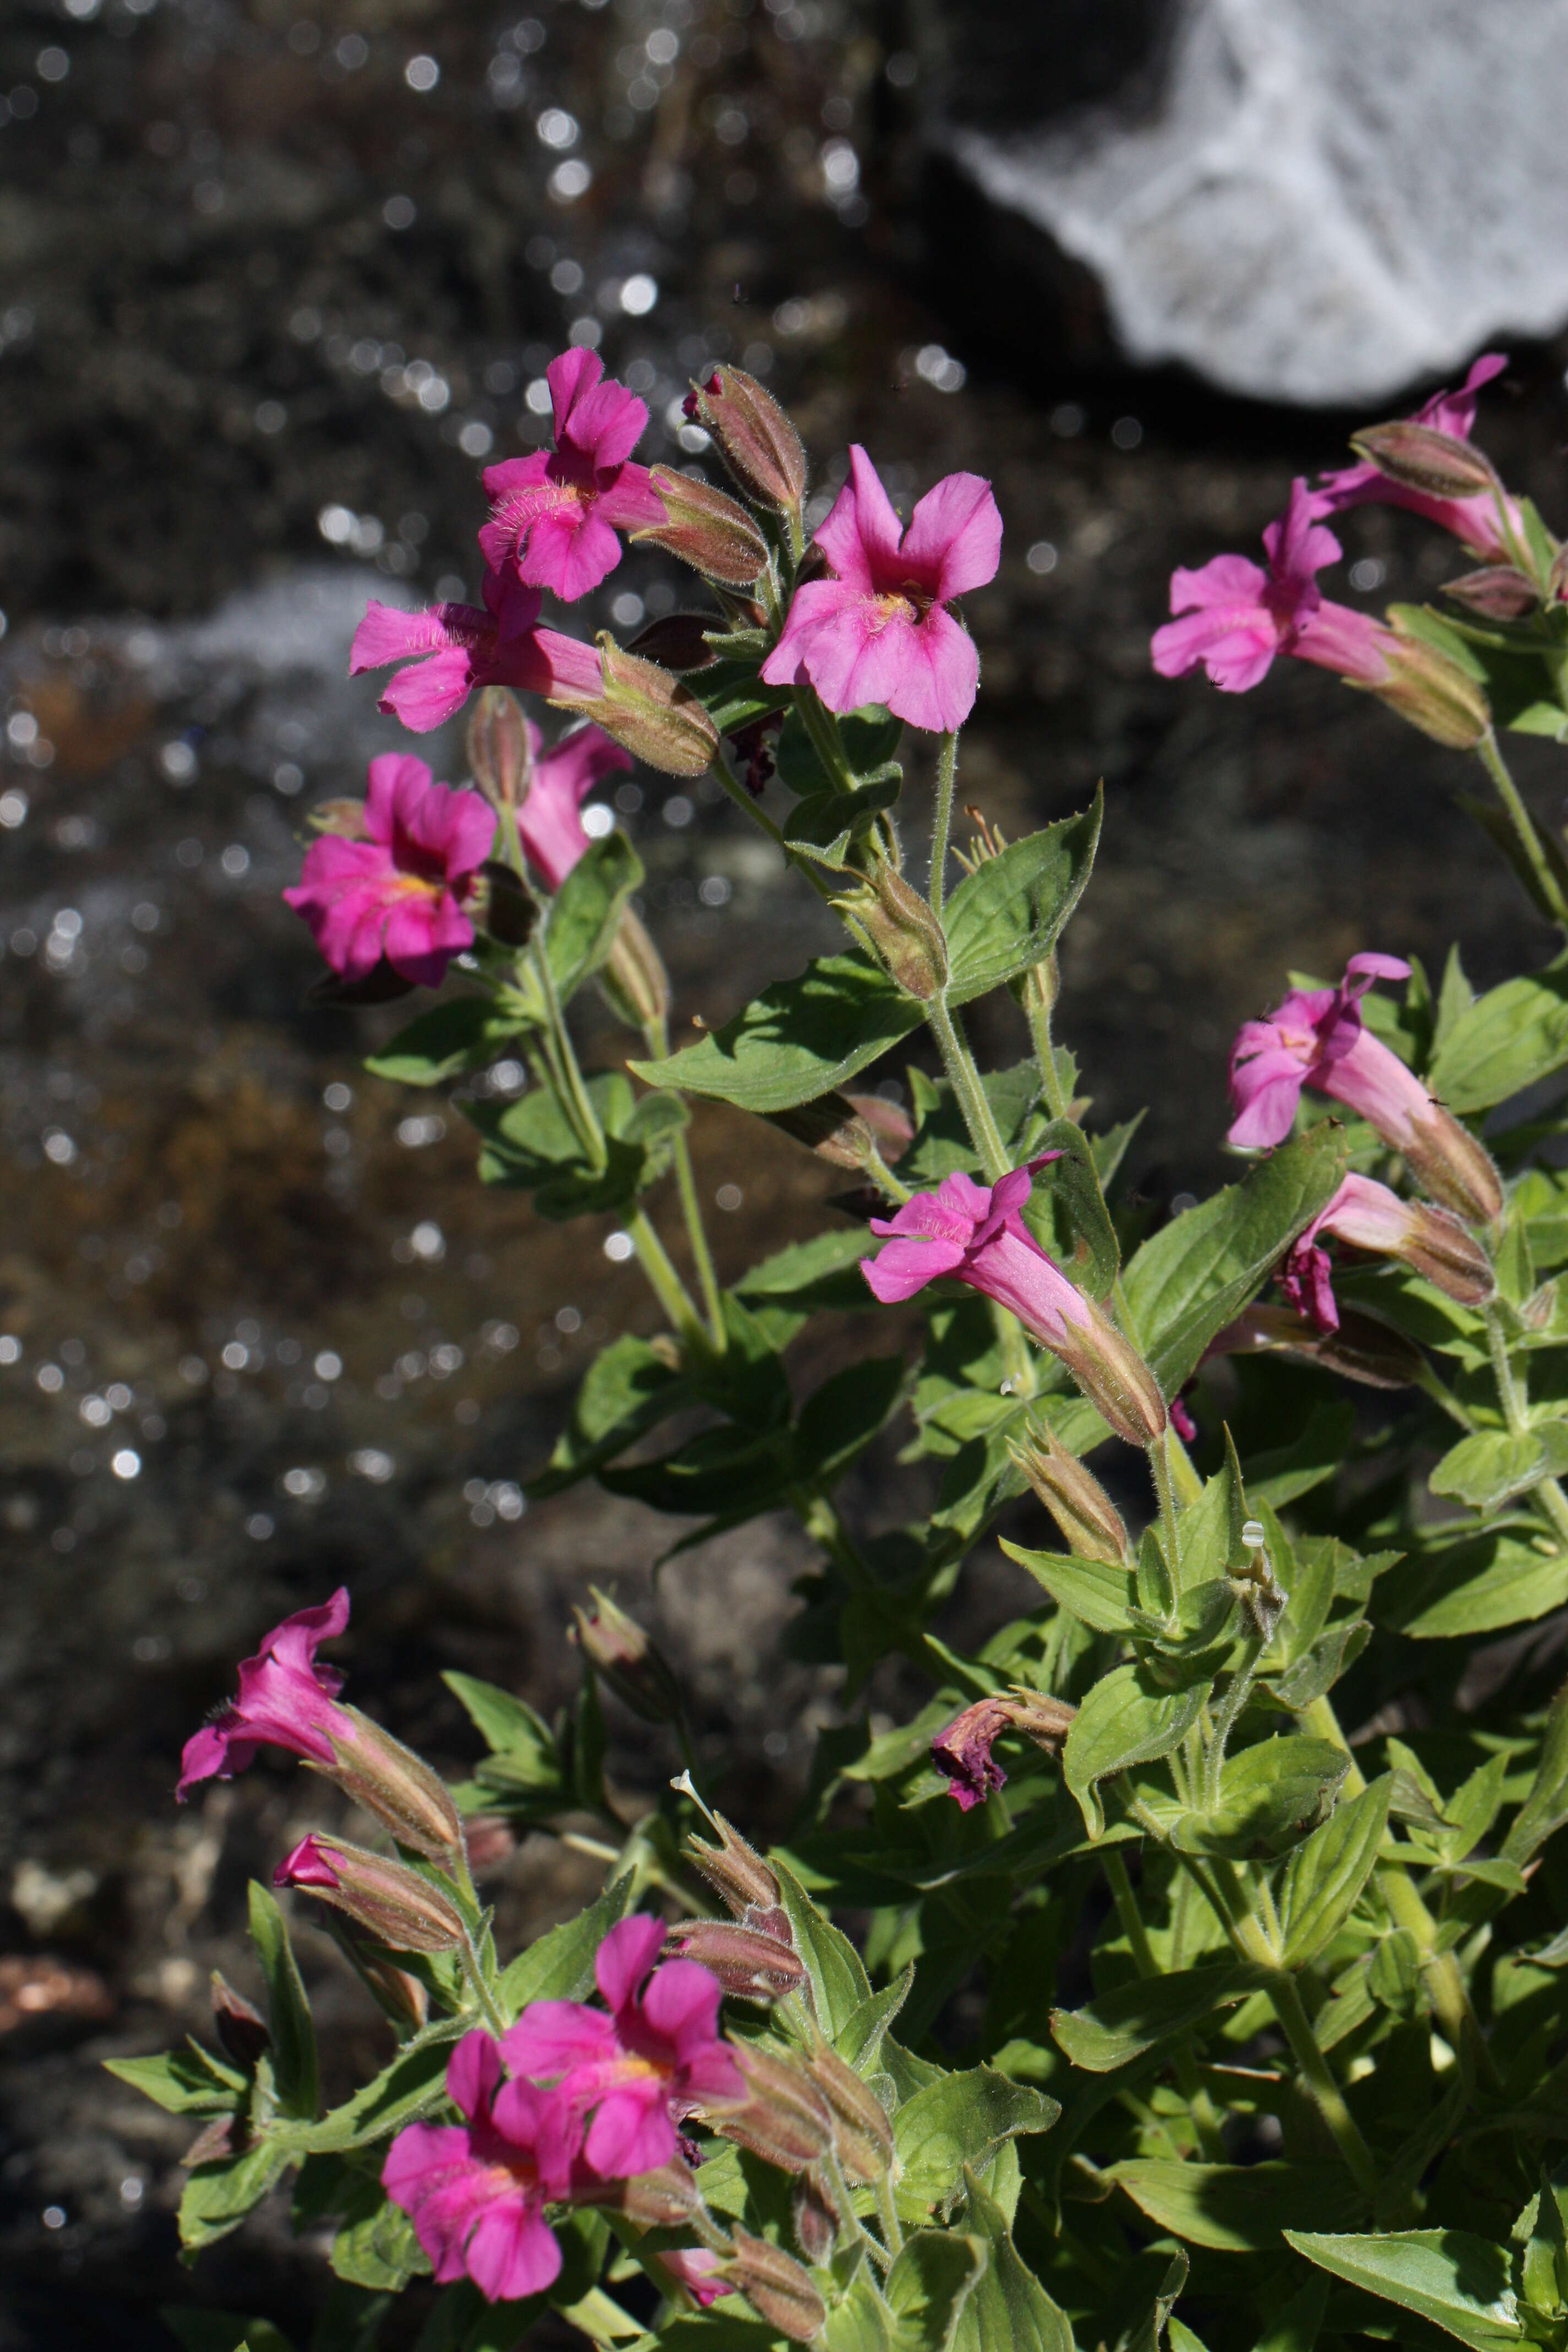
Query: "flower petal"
584 2086 676 2179
902 470 1003 602
595 1915 667 2012
500 2000 620 2081
464 2197 563 2304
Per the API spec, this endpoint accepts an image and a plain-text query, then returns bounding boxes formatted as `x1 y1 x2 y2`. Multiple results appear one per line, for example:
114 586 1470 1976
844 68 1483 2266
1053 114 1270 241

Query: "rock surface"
936 0 1568 407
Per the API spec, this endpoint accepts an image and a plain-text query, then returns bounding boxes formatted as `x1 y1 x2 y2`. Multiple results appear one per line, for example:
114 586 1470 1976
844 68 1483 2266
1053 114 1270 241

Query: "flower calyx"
1008 1420 1130 1563
274 1832 468 1955
571 1586 685 1725
555 637 721 777
831 861 949 1001
683 364 808 524
466 684 534 810
635 468 773 587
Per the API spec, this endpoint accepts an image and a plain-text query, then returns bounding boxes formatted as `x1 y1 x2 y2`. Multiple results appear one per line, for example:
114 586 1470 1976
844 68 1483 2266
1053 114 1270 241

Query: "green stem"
1486 1303 1529 1433
458 1930 509 2036
531 933 608 1172
795 681 861 797
1264 1967 1381 2205
1025 962 1073 1122
710 746 837 903
1146 1432 1182 1577
1204 1631 1267 1807
1415 1357 1477 1431
628 1207 710 1356
872 2171 905 2259
925 994 1009 1179
1103 1851 1228 2160
928 730 959 920
1476 728 1568 927
794 1488 872 1593
670 1129 726 1348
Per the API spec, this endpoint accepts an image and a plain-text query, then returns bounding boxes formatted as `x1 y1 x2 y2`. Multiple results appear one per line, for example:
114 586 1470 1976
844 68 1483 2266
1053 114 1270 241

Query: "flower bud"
463 1815 519 1877
1372 628 1491 750
601 908 671 1030
765 1090 911 1176
706 2042 835 2173
1389 1199 1498 1304
476 858 538 949
725 2230 828 2344
1350 421 1505 500
1443 565 1540 620
1403 1105 1504 1226
467 685 533 810
1052 1296 1168 1448
1008 1421 1130 1563
604 2160 708 2229
629 612 721 672
665 1920 808 2001
792 2170 841 2264
572 1587 685 1725
804 2042 894 2183
1207 1303 1425 1390
210 1972 270 2071
321 1707 466 1860
553 638 720 778
688 1812 782 1918
683 367 807 521
182 2115 237 2169
274 1833 467 1955
832 865 949 1001
635 469 772 587
340 1940 432 2032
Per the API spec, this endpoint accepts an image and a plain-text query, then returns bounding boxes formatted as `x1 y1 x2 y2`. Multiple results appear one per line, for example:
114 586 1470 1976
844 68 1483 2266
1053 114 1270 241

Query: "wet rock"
933 0 1568 406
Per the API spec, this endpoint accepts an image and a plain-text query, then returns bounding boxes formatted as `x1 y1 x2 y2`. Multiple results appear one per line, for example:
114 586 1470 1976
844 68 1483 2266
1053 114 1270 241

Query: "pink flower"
350 564 603 734
759 447 1001 732
480 350 666 603
382 2032 582 2303
1310 355 1523 562
657 2249 734 2310
516 720 634 891
1152 480 1399 695
1280 1172 1496 1336
177 1591 352 1800
282 754 496 987
932 1696 1014 1812
502 1916 742 2178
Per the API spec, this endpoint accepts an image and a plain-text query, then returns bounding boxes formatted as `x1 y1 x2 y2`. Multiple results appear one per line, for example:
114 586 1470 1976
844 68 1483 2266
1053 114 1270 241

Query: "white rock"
939 0 1568 407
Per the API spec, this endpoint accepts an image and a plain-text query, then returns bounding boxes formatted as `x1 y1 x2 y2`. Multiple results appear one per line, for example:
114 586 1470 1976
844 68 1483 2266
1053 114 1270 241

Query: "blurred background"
4 0 1568 2341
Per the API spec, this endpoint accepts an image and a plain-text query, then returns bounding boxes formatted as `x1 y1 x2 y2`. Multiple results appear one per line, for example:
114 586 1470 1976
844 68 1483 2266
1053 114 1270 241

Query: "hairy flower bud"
600 2160 708 2229
832 865 949 1001
1052 1297 1168 1449
683 366 807 521
725 2231 828 2343
553 638 720 777
274 1833 467 1955
1008 1421 1130 1563
804 2041 894 2183
1372 626 1492 751
320 1707 466 1860
466 685 533 810
1208 1303 1425 1390
635 468 772 587
1403 1104 1504 1226
765 1088 913 1176
1350 421 1505 501
792 2170 841 2264
706 2041 835 2172
1443 565 1540 620
572 1587 684 1725
665 1920 808 2001
629 612 721 672
341 1941 432 2032
601 908 670 1030
687 1812 782 1918
210 1972 270 2071
462 1815 519 1877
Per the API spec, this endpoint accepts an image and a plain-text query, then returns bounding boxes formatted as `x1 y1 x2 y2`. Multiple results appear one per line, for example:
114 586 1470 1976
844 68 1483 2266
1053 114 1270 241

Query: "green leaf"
941 794 1102 1000
1112 2164 1363 2253
734 1227 880 1315
1244 1402 1357 1510
1379 1532 1568 1640
835 1966 914 2072
1171 1737 1349 1859
248 1881 318 2122
1284 2231 1523 2350
1024 1118 1120 1299
365 997 521 1087
104 2044 244 2115
1123 2250 1189 2352
1000 1543 1136 1636
178 2139 294 2255
886 2231 988 2351
1050 1962 1261 2072
598 1420 792 1520
1277 1778 1392 1966
442 1672 558 1770
465 1072 645 1217
1253 2273 1329 2352
1122 1126 1350 1393
302 2021 470 2153
331 2190 431 2291
628 951 922 1113
1430 1428 1568 1512
771 1853 872 2037
1428 963 1568 1114
497 1876 635 2021
545 830 642 1003
950 2168 1075 2352
528 1333 694 1498
1063 1663 1212 1838
894 2066 1060 2211
796 1354 908 1485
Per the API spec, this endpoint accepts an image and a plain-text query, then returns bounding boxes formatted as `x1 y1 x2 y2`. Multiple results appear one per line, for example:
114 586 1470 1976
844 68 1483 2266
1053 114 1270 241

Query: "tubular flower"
759 445 1001 732
1152 480 1399 694
1279 1172 1497 1337
502 1917 743 2179
861 1160 1167 1444
282 754 496 987
932 1689 1077 1811
657 2249 736 2310
177 1591 353 1799
1228 952 1502 1223
515 722 634 891
349 564 603 734
480 349 666 603
382 2032 586 2304
1309 355 1525 561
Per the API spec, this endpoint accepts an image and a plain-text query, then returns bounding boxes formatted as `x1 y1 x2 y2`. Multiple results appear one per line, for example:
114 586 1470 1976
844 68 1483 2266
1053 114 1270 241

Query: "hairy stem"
925 995 1010 1180
710 746 837 903
872 2170 905 2259
531 933 608 1173
1204 1631 1268 1807
457 1930 509 2037
1263 1967 1381 2206
627 1208 710 1357
1103 1850 1228 2162
1146 1432 1182 1577
1476 728 1568 928
928 730 959 920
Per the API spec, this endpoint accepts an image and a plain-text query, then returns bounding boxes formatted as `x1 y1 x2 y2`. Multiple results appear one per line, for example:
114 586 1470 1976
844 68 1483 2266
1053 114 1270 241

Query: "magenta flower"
480 350 666 603
1152 480 1402 695
177 1590 352 1800
350 564 603 734
283 754 496 987
932 1696 1014 1812
382 2031 582 2303
1280 1172 1496 1336
1310 355 1523 562
759 446 1002 732
657 2250 735 2310
516 719 634 892
502 1916 742 2178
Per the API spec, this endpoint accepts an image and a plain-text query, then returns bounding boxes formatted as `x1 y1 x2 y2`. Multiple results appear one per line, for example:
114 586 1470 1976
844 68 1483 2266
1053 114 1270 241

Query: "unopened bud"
467 685 533 810
688 1812 781 1918
792 2170 841 2264
307 798 372 839
463 1815 519 1877
635 469 772 587
274 1833 467 1956
322 1707 466 1859
629 612 721 672
832 865 949 1001
1404 1106 1504 1226
665 1920 807 2001
1393 1199 1497 1304
1014 950 1061 1024
804 2042 894 2183
1350 421 1504 501
1207 1303 1425 1391
1443 566 1540 620
706 2041 835 2173
1051 1297 1168 1448
477 858 538 948
726 2230 828 2343
601 908 670 1030
553 638 720 777
1008 1421 1129 1563
572 1587 684 1725
1005 1687 1079 1754
683 366 807 521
210 1972 270 2071
343 1943 431 2032
1373 628 1491 750
182 2115 237 2169
605 2161 707 2229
